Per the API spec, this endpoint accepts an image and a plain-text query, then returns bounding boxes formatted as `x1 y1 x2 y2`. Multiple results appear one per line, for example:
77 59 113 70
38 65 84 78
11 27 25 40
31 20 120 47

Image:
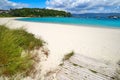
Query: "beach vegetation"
63 51 74 61
0 8 71 17
0 25 44 77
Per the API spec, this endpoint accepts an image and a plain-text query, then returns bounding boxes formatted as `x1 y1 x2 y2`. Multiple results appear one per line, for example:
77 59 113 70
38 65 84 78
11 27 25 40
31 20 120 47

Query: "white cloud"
46 0 120 13
0 0 28 10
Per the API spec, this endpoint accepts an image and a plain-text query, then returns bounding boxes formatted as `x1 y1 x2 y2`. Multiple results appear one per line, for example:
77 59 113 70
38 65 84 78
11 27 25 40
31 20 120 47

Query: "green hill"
0 8 71 17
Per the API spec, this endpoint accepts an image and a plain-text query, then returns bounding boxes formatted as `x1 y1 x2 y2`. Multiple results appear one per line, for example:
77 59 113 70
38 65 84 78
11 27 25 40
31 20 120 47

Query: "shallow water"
17 17 120 28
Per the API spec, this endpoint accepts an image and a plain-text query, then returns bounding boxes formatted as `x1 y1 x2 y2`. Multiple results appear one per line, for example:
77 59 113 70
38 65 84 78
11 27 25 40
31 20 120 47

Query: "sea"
17 13 120 28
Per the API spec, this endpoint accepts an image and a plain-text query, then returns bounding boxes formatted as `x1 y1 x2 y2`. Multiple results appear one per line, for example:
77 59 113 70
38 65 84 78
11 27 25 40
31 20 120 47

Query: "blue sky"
0 0 120 13
10 0 46 8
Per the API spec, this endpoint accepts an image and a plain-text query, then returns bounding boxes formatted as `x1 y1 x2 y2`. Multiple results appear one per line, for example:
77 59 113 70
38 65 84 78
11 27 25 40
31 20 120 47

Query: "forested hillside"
0 8 71 17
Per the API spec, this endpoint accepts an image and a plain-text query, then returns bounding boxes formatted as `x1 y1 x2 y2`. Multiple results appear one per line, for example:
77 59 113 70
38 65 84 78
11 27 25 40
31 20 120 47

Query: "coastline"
16 17 120 29
0 17 120 69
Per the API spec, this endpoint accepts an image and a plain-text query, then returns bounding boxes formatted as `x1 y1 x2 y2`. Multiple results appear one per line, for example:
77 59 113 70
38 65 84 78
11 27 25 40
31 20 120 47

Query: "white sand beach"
0 18 120 71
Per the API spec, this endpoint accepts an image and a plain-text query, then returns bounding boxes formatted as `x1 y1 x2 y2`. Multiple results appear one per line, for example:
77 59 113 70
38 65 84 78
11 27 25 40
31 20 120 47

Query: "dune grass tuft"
63 51 74 61
0 25 44 77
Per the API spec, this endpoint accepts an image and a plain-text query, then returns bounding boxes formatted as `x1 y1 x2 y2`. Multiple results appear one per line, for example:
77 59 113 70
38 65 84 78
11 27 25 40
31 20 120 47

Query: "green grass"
0 25 44 77
63 51 74 61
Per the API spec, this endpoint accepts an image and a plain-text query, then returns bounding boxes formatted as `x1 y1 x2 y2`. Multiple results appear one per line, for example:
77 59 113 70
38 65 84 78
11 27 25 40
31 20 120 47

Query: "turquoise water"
17 17 120 28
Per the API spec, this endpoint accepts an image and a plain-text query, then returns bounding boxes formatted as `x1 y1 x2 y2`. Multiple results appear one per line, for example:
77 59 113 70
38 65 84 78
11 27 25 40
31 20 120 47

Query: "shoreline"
1 17 120 30
16 17 120 30
0 17 120 69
